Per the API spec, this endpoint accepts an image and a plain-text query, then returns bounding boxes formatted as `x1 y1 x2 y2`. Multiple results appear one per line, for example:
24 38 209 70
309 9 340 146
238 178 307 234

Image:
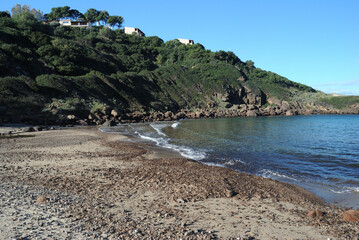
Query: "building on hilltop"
177 38 194 45
58 19 91 28
124 27 145 37
43 20 91 28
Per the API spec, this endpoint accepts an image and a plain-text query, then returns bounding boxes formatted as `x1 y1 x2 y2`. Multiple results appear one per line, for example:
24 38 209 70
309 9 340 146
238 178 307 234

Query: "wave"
204 162 226 168
150 123 167 136
137 133 206 161
259 169 298 182
171 122 180 128
224 159 246 166
329 186 359 194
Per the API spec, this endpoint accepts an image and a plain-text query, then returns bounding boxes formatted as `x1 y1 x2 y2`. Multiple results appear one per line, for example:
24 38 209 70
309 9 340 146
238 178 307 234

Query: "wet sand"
0 127 358 239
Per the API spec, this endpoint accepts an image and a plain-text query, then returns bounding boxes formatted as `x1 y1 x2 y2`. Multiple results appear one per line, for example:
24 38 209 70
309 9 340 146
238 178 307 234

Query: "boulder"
280 101 291 111
195 111 204 118
67 115 76 120
307 209 324 219
342 210 359 222
246 110 258 117
88 113 96 120
33 126 43 131
164 111 173 119
102 119 116 127
22 127 35 132
286 110 296 116
111 109 119 118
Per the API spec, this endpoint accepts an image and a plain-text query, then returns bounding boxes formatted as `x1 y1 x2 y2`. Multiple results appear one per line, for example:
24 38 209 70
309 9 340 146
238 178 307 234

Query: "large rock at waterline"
246 110 258 117
342 210 359 222
22 127 35 132
102 119 116 127
111 109 119 118
286 110 296 116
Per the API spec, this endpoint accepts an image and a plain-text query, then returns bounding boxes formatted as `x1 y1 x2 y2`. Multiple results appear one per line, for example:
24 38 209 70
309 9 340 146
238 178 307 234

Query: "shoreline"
101 118 359 209
0 127 358 239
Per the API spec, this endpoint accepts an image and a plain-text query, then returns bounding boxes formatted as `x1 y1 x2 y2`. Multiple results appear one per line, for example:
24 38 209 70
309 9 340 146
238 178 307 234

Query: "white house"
124 27 145 37
58 19 91 28
177 38 194 45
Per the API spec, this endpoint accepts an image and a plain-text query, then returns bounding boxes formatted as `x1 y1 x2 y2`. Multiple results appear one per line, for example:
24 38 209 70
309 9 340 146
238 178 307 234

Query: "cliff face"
0 14 358 125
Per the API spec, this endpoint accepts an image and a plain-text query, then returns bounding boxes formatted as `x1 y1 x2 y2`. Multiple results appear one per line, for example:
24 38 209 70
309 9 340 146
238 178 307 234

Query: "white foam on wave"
205 162 226 167
137 133 206 161
150 123 167 136
329 186 359 194
259 169 298 182
171 122 180 128
225 159 246 166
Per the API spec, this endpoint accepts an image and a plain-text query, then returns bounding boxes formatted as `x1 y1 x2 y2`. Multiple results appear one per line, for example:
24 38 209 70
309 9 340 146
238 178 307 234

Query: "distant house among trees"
58 19 91 28
43 6 123 29
124 27 145 37
177 38 194 45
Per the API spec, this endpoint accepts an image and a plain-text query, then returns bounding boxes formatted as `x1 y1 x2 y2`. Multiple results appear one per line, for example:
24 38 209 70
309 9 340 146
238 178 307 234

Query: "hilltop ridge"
1 7 359 125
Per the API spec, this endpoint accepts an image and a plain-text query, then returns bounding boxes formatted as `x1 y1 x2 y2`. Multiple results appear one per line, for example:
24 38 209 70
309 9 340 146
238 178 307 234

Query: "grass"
319 96 359 109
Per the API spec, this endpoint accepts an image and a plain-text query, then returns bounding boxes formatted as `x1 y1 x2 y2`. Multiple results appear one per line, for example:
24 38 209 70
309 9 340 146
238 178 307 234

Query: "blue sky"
2 0 359 95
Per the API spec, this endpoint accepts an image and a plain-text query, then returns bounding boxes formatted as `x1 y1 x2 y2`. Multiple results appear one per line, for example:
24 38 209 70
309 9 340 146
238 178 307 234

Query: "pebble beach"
0 126 358 239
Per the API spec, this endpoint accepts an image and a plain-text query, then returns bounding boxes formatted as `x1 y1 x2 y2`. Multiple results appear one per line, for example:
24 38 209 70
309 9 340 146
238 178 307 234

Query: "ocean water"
101 115 359 208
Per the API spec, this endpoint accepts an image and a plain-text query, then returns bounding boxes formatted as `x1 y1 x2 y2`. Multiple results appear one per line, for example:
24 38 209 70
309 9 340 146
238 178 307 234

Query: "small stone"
342 210 359 222
176 198 185 203
225 189 236 197
35 196 47 205
307 209 324 219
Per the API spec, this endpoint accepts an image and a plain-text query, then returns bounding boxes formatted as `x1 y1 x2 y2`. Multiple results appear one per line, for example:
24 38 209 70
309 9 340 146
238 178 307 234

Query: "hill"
1 8 358 125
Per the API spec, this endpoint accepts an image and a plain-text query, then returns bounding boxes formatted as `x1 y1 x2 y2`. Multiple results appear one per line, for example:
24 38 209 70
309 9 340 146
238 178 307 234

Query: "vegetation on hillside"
0 5 356 121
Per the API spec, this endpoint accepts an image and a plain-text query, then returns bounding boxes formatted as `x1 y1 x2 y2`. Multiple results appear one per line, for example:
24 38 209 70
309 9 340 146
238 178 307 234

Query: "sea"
101 115 359 208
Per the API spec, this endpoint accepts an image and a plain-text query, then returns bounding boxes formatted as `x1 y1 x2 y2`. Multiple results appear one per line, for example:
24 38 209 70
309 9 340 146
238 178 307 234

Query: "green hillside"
0 6 358 124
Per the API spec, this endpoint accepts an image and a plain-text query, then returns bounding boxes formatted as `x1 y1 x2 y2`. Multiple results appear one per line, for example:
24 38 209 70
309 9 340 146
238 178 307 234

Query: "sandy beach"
0 127 358 239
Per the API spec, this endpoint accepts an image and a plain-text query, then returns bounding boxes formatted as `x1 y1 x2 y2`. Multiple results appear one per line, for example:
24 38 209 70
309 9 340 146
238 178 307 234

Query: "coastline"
1 127 358 239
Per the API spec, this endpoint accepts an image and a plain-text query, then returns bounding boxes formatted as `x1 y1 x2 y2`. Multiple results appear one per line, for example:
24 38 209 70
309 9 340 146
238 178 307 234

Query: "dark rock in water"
342 210 359 222
22 127 35 132
307 209 324 219
102 119 116 127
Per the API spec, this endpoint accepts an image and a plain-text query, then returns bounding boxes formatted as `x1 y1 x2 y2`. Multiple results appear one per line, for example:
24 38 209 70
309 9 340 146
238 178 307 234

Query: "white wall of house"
177 38 194 45
124 27 145 37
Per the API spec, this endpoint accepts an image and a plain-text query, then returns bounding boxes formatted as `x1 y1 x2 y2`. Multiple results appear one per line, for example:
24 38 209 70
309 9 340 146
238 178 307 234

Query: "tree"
107 15 124 29
45 6 70 21
69 9 83 20
97 10 110 25
0 11 10 18
83 8 100 25
45 6 83 21
11 4 43 20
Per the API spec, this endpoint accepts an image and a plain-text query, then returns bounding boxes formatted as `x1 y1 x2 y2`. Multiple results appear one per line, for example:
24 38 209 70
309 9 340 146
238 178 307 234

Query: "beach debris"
176 198 185 203
342 210 359 222
35 195 47 205
307 209 324 219
225 189 236 197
